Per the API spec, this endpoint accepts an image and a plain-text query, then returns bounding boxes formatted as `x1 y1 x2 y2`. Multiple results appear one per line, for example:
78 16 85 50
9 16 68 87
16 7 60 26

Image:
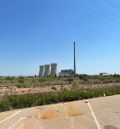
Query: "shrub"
18 76 24 84
0 97 11 111
67 77 74 82
79 75 89 81
5 76 15 80
38 78 47 83
71 79 79 91
51 86 57 90
16 84 24 88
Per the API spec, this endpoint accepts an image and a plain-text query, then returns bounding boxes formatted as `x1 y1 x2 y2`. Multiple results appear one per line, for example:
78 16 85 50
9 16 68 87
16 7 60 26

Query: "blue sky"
0 0 120 76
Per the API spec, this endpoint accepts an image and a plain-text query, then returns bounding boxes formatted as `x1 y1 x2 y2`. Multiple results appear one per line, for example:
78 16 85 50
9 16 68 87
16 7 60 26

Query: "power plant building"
39 41 76 77
59 69 74 77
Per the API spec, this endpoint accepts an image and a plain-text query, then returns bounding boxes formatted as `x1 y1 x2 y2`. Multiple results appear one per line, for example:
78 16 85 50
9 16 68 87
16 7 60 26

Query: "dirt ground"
0 83 120 95
0 85 71 95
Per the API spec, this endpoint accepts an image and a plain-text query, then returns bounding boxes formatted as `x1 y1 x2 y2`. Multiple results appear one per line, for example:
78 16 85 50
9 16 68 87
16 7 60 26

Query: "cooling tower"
39 65 45 77
50 63 58 77
44 64 51 77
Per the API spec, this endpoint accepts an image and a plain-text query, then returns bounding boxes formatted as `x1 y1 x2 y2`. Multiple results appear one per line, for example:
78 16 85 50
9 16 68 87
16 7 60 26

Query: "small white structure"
50 63 58 77
39 65 45 77
99 73 109 76
44 64 51 77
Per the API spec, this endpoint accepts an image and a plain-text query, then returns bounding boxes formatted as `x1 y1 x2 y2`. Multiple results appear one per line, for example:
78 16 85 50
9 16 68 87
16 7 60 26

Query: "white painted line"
87 100 101 129
62 104 75 129
0 111 21 124
7 117 26 129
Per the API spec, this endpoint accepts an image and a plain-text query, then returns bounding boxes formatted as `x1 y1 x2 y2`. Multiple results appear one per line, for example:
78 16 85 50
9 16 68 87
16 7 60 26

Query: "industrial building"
99 73 109 76
59 69 74 77
39 63 58 77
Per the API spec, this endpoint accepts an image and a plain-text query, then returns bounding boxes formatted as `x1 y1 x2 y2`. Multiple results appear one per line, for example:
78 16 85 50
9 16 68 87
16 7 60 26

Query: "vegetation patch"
0 86 120 112
1 75 120 88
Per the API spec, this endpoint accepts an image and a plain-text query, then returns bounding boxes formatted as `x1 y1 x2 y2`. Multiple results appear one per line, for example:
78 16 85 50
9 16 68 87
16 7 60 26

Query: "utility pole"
74 41 76 77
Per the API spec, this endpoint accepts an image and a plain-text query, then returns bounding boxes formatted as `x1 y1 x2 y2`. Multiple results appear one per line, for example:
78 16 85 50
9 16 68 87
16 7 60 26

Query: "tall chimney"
74 41 76 76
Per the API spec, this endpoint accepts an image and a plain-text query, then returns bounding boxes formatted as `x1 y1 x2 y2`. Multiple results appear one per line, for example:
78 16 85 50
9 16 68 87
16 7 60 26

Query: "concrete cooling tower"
44 64 51 77
50 63 58 77
39 65 45 77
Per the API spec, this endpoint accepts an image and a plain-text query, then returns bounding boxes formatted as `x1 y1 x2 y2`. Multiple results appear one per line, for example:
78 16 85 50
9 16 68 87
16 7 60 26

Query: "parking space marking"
7 117 26 129
0 111 21 124
87 101 101 129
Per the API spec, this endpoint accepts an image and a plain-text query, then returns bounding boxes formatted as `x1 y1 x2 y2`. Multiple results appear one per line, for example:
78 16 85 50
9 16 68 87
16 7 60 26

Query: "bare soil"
0 82 120 96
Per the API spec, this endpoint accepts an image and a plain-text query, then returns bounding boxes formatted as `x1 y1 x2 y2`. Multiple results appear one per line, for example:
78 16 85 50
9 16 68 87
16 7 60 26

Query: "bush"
67 77 74 82
18 76 24 84
5 77 15 80
79 75 89 81
51 86 57 90
0 97 11 111
16 84 24 88
38 78 47 83
71 79 79 91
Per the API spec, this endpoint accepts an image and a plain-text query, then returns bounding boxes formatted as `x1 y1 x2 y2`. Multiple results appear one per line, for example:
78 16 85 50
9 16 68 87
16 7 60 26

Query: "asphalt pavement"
0 95 120 129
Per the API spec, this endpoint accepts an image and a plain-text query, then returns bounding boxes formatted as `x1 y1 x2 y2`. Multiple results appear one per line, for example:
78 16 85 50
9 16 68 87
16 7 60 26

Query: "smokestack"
74 41 76 76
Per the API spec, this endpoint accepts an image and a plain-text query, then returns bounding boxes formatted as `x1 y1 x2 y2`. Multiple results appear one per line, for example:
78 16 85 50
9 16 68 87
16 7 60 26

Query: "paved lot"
0 95 120 129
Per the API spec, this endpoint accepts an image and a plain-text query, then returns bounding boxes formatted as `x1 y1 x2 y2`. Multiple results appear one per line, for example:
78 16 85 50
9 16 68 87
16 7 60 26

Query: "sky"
0 0 120 76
